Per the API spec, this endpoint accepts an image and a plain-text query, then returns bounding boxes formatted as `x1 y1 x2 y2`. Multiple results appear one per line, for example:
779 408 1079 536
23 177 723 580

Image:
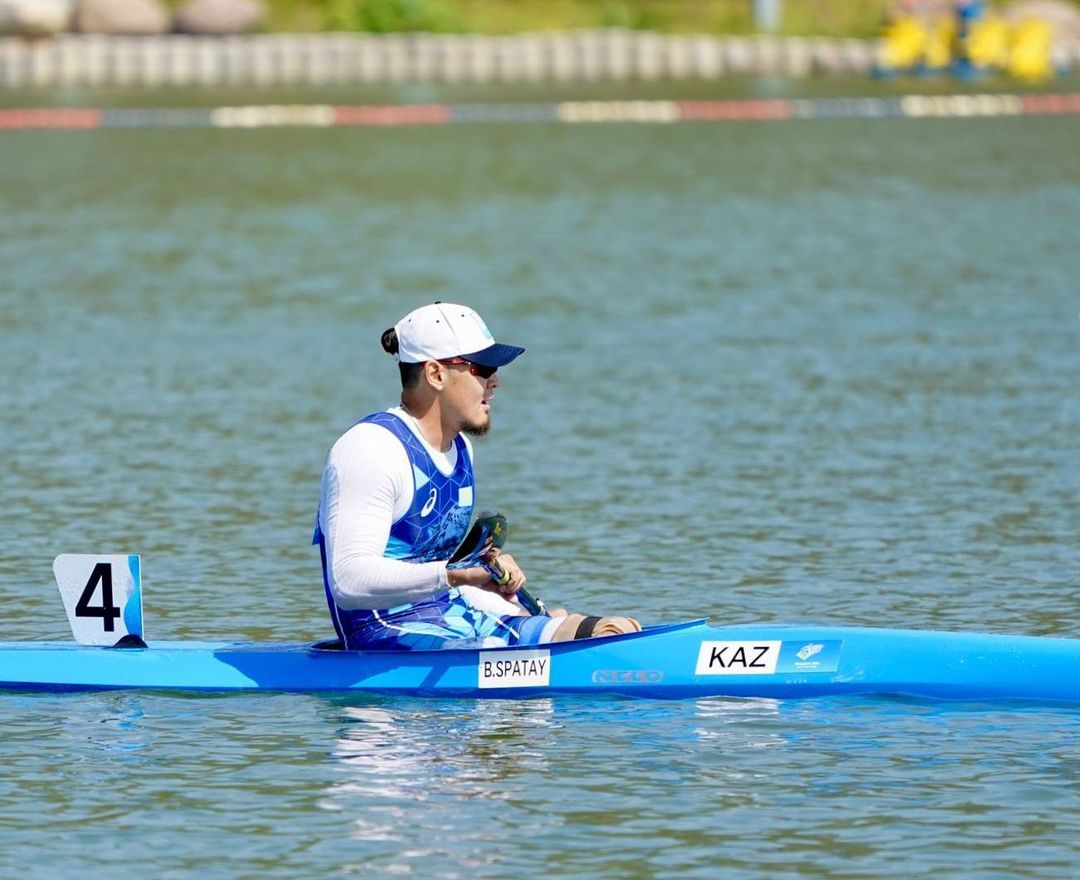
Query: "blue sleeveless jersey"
317 411 477 647
365 412 475 564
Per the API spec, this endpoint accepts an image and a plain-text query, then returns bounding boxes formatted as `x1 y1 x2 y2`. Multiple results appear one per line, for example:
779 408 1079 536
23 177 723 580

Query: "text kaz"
695 640 782 676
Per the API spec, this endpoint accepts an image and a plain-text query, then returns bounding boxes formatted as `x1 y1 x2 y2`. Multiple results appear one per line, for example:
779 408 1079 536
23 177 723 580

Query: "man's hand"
446 549 526 598
482 550 526 597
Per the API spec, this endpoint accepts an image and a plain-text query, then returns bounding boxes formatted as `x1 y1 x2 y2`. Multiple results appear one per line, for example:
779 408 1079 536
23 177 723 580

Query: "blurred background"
1 0 1079 88
1 4 1078 877
4 0 1080 39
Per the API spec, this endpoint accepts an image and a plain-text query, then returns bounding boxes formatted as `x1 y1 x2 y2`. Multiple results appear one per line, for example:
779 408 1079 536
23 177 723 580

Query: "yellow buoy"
879 16 927 70
1008 20 1053 81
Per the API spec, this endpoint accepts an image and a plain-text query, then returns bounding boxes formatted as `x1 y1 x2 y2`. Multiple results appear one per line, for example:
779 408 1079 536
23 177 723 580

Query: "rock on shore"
174 0 265 35
75 0 170 35
0 0 73 36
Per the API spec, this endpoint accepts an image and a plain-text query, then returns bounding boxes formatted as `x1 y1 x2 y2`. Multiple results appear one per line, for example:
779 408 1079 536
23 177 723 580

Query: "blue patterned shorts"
337 588 550 651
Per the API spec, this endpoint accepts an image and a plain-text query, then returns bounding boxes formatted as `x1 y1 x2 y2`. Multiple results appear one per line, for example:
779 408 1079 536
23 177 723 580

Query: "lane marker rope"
0 94 1076 131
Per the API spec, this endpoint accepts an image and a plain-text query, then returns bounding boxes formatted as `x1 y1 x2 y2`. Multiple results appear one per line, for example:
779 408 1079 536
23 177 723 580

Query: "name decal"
478 649 551 688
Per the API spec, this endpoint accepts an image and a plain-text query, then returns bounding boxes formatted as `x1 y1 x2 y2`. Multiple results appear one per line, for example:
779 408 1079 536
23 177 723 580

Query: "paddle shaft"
449 512 546 616
487 558 545 616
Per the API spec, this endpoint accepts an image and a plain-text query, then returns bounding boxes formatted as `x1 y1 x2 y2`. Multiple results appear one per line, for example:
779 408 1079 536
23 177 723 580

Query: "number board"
52 555 143 646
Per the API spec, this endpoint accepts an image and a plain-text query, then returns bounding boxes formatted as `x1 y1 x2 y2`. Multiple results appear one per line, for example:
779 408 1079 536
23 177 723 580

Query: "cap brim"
462 343 526 368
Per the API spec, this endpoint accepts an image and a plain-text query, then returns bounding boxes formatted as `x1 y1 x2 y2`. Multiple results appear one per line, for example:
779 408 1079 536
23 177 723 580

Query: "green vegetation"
257 0 896 38
250 1 1080 38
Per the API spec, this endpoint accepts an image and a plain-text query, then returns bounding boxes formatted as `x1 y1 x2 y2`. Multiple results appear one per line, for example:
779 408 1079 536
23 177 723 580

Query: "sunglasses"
438 358 498 380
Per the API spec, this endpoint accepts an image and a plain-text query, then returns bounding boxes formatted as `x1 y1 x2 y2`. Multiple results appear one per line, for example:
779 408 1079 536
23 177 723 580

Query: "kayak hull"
2 621 1078 703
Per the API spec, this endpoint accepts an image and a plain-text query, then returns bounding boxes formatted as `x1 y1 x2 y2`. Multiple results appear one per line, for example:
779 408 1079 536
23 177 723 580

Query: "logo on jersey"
420 487 438 517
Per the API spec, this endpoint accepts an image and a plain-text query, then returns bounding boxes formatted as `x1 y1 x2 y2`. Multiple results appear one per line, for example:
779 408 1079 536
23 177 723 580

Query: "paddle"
448 511 547 616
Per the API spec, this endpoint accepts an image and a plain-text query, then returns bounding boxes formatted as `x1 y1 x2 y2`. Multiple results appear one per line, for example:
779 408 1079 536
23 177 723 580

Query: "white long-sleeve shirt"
317 406 475 610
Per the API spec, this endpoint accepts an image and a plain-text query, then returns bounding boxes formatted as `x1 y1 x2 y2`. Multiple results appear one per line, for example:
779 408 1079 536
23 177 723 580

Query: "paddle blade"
448 512 508 567
53 554 145 647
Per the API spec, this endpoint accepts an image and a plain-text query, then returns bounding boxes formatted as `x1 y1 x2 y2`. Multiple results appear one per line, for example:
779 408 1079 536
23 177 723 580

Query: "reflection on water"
308 694 1080 877
330 700 558 804
0 688 1076 877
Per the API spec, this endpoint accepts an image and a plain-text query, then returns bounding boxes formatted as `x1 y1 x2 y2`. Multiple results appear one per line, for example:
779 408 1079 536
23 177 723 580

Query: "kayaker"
315 302 639 650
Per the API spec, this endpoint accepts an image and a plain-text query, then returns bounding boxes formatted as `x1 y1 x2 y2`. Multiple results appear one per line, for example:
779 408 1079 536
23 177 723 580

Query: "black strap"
575 616 601 640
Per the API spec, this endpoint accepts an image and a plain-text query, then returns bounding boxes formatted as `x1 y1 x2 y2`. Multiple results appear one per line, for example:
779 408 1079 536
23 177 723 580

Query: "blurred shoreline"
2 29 1079 90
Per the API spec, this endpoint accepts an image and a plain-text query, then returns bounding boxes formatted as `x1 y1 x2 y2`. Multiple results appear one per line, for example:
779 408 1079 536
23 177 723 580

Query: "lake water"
1 78 1078 877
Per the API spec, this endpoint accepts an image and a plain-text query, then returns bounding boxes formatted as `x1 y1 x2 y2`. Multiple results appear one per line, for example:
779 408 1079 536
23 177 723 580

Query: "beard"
461 415 491 437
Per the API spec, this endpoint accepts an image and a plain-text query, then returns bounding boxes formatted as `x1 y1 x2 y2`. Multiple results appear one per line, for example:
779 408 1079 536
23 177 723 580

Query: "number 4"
75 562 122 632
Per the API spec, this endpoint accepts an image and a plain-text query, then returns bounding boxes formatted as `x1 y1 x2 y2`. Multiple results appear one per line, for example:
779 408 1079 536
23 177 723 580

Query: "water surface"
1 79 1078 877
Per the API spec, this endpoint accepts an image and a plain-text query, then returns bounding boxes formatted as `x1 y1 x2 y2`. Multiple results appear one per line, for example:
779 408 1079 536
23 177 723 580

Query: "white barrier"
0 31 1075 89
0 31 882 88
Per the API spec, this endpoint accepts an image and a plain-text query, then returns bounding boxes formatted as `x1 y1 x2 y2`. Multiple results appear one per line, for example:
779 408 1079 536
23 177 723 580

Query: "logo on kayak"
695 641 781 675
777 640 843 673
592 669 664 685
478 649 550 688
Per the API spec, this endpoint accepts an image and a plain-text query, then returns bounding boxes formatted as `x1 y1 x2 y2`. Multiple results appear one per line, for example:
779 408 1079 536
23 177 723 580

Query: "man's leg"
549 614 642 641
458 587 641 645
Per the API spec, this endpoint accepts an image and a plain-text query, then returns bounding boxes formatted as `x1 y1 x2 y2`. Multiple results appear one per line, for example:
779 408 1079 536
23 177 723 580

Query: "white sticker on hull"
695 641 782 675
478 649 551 688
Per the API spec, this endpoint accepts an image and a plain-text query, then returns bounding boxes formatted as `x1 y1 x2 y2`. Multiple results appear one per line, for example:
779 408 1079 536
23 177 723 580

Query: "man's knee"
550 613 641 641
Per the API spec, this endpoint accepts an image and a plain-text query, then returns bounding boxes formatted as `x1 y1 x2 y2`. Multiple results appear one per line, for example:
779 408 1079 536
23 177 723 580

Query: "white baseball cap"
393 303 525 368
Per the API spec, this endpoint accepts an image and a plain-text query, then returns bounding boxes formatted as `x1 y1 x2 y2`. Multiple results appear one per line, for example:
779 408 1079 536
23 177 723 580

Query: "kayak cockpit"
305 619 710 654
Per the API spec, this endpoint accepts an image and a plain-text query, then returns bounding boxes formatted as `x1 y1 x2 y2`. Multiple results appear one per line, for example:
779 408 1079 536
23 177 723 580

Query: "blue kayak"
2 620 1078 702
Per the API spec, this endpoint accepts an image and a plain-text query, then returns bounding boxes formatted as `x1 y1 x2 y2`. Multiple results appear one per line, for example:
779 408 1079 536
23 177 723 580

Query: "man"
315 302 639 650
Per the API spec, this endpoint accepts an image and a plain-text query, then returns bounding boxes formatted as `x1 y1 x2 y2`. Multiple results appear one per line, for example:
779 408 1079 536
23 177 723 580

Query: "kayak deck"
2 621 1078 703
